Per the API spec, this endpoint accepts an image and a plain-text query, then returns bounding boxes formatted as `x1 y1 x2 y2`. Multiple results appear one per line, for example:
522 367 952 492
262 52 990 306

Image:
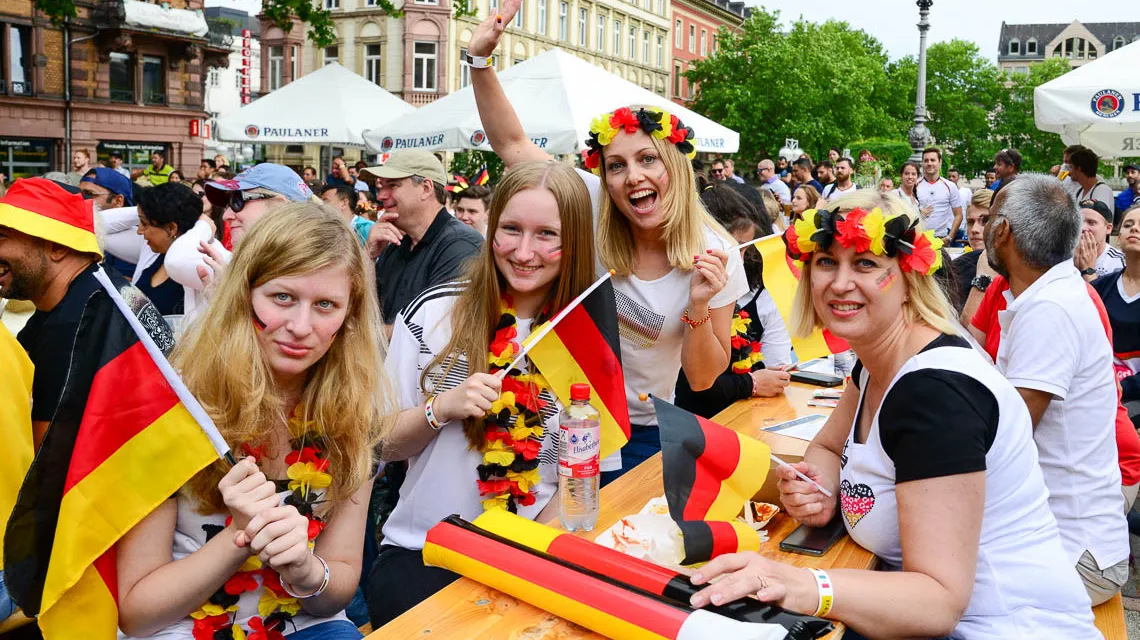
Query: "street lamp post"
908 0 933 162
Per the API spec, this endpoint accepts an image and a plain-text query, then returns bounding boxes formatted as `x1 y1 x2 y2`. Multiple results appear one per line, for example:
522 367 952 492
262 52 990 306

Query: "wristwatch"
1081 267 1098 277
970 275 992 292
465 53 493 69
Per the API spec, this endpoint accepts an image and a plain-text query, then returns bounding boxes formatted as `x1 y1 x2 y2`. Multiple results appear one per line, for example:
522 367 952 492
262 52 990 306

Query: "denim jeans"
286 619 363 639
0 570 15 622
600 424 661 487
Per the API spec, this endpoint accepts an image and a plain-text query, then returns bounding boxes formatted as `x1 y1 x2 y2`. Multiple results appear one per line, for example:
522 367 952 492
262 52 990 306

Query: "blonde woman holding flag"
468 3 747 482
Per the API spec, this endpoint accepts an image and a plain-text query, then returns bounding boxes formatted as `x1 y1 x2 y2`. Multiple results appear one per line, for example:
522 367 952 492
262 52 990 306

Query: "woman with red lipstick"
116 203 395 640
466 4 747 482
364 160 611 628
685 191 1100 639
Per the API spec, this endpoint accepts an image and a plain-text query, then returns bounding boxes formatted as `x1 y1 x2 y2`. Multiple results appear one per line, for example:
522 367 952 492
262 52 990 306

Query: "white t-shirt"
915 176 962 237
120 494 349 639
382 283 606 550
821 182 857 201
739 288 792 367
996 261 1129 568
842 339 1098 638
1095 243 1126 277
762 178 791 204
1075 180 1114 205
892 188 921 214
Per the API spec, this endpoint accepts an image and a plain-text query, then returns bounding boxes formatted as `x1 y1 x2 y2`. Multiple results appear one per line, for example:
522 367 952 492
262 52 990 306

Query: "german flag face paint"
252 310 268 332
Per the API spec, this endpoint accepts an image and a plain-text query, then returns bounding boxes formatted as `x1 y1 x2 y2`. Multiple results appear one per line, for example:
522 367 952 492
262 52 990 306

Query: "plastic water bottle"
559 383 601 532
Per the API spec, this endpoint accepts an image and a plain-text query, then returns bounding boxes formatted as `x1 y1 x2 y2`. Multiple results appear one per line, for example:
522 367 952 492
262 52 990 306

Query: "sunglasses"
710 169 723 174
228 190 274 213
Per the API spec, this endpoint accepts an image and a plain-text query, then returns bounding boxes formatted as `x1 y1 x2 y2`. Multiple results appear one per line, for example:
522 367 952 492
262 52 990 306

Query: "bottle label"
559 423 600 478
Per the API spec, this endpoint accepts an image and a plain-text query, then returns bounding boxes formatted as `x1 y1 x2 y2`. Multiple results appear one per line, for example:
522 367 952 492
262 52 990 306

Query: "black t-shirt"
17 263 174 423
375 209 483 324
950 250 982 313
850 334 997 483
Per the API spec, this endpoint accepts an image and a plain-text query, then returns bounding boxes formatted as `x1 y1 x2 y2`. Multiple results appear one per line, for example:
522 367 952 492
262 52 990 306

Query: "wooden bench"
1092 592 1127 640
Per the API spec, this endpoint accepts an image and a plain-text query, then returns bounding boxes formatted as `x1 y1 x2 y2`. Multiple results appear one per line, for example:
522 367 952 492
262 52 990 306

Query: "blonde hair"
970 188 994 210
420 161 597 450
174 202 395 515
595 127 729 275
790 190 959 338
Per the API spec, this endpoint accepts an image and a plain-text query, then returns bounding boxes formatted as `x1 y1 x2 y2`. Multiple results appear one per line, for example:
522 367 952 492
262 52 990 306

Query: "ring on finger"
756 575 768 592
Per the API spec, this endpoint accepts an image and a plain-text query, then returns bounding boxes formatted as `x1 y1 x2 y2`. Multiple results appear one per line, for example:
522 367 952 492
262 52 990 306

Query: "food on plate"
740 501 779 530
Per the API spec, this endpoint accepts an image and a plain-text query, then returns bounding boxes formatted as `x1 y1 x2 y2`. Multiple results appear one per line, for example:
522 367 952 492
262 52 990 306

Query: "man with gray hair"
984 173 1129 605
756 158 790 205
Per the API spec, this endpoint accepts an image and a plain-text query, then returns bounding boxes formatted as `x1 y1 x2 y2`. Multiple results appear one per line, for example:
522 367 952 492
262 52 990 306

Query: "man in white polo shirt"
984 173 1129 606
916 147 962 240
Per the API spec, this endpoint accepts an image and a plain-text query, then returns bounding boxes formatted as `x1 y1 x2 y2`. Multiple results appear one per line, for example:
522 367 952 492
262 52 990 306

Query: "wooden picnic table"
371 383 876 639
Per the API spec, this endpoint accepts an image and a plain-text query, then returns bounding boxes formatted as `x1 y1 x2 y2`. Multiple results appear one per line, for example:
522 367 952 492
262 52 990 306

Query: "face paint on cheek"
545 245 562 260
252 310 267 332
876 271 897 292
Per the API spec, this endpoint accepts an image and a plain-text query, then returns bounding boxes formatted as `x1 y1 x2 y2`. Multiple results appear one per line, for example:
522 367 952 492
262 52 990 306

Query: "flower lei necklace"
582 106 696 174
479 296 548 513
190 407 332 640
730 310 764 374
784 205 944 276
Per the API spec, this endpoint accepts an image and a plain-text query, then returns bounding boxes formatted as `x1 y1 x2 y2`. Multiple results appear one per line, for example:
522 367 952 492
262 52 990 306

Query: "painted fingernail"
706 249 713 254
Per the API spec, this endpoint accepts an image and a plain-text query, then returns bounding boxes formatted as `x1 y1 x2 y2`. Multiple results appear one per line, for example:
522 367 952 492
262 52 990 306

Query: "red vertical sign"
240 29 252 104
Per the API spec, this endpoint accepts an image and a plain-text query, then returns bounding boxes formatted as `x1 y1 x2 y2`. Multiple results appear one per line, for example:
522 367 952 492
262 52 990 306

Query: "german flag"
473 165 490 186
4 268 225 638
525 278 630 460
755 234 848 361
0 324 34 574
654 398 770 564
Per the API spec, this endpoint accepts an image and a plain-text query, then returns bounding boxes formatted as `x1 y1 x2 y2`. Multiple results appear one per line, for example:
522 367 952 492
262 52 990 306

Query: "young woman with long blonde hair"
467 3 747 482
116 203 395 640
364 160 612 627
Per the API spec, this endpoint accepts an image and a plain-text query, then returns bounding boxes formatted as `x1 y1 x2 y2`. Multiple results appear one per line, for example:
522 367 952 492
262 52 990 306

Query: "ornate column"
908 0 933 162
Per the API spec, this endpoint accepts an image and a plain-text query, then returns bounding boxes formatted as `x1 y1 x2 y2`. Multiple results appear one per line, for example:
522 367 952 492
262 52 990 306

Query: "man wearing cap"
0 178 172 447
164 163 313 315
361 150 482 333
108 150 131 179
1075 199 1126 281
80 168 138 277
1116 163 1140 221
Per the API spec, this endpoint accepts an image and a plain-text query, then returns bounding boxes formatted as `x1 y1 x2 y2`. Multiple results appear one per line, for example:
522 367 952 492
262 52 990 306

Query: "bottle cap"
570 383 591 401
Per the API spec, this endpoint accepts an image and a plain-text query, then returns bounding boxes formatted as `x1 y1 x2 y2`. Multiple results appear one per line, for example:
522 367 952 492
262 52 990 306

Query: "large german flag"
4 268 224 638
0 324 34 574
525 278 630 460
755 234 849 361
655 398 770 564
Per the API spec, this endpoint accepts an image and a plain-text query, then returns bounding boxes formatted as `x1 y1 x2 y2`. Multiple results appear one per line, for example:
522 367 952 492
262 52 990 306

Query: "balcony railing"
405 91 440 106
110 88 135 103
10 81 31 96
144 91 167 105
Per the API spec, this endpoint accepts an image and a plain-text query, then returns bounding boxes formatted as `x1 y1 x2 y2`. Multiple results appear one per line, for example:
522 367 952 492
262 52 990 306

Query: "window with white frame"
559 2 568 40
324 45 338 65
207 68 220 87
538 0 547 35
1113 36 1126 51
656 0 663 14
1026 38 1037 54
642 30 648 62
656 34 663 67
413 41 437 91
290 45 298 80
673 61 681 96
489 0 498 19
597 15 605 52
1008 38 1019 55
514 0 524 27
628 25 635 60
579 8 587 46
674 20 682 47
688 25 695 52
613 18 621 55
459 47 471 88
700 30 706 56
365 44 382 84
325 0 339 8
268 45 283 90
413 0 439 5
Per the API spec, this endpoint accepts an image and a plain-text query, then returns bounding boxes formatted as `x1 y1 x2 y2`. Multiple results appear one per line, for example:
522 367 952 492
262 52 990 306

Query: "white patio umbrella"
216 63 415 147
1035 40 1140 158
362 48 738 155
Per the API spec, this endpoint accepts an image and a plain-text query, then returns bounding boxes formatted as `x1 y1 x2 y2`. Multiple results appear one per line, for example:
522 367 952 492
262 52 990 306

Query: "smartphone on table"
779 516 847 557
790 371 844 387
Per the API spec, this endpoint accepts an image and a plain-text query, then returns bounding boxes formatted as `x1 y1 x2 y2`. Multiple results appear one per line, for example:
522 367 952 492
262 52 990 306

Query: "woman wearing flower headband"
467 5 747 480
688 192 1099 638
117 204 395 640
364 161 610 627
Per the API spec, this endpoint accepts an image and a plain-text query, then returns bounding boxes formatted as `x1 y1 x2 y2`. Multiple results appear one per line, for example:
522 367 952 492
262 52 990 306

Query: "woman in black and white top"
688 191 1099 638
365 161 616 628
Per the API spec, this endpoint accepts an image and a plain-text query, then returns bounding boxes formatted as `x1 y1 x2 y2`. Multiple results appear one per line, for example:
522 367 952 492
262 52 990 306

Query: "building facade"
669 0 745 105
0 0 228 180
203 7 261 163
997 20 1140 75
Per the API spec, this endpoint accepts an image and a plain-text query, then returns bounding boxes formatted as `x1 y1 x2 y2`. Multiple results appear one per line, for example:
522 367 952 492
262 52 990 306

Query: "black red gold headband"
783 206 943 276
582 107 696 174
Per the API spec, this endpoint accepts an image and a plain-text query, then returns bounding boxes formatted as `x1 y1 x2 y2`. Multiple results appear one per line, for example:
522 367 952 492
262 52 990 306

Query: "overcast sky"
207 0 1130 62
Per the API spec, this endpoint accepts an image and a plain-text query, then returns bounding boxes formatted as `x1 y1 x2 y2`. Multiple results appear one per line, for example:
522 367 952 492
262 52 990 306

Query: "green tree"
687 10 902 164
992 57 1072 172
449 150 505 186
885 40 1004 175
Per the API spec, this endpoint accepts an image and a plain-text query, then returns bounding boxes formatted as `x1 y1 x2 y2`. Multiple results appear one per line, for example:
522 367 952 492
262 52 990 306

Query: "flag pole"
732 231 779 253
495 270 614 381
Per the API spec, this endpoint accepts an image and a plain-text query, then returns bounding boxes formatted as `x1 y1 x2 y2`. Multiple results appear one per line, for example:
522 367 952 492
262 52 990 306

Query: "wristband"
465 53 493 69
425 395 444 431
808 568 834 617
282 553 330 599
681 307 711 328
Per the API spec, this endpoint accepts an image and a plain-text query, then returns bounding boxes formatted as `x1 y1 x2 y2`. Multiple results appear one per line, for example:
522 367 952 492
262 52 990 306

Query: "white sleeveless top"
841 336 1098 638
121 493 348 639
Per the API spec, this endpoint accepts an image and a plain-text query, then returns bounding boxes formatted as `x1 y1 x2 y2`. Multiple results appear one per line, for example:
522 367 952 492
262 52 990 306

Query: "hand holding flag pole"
494 270 616 381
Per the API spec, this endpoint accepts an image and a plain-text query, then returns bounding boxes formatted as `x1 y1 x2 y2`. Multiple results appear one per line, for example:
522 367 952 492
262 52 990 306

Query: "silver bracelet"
281 553 330 599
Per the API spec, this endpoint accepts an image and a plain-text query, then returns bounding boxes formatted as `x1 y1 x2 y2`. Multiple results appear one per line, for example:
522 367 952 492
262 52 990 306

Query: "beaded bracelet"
282 554 330 599
808 568 834 617
425 395 444 431
680 307 711 329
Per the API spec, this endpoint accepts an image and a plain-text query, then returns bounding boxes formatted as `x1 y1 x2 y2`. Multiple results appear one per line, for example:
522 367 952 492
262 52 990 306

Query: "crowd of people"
3 3 1140 638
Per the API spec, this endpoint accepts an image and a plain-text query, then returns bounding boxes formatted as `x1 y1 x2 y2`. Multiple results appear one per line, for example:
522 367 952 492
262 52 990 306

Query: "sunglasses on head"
228 190 274 212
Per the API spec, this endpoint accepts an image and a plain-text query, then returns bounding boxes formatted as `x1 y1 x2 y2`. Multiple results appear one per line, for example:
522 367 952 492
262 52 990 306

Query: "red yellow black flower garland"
783 206 943 276
190 407 331 640
479 296 548 513
730 310 764 374
582 106 697 174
